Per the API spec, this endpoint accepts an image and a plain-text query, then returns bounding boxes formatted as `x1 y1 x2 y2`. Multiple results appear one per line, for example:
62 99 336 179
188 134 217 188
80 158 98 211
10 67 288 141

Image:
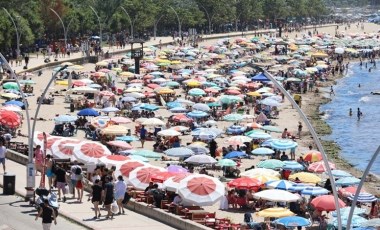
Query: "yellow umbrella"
0 93 20 99
101 125 128 135
171 60 182 64
112 67 122 72
190 141 208 147
247 91 262 97
120 72 134 77
55 80 69 86
96 61 108 66
159 55 167 59
257 208 294 218
156 59 171 63
124 87 142 93
186 81 201 87
158 88 175 94
289 172 321 184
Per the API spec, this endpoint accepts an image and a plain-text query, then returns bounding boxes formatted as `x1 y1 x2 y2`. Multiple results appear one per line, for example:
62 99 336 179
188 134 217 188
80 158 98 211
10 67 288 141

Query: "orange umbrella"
303 150 323 162
227 177 262 190
311 195 345 211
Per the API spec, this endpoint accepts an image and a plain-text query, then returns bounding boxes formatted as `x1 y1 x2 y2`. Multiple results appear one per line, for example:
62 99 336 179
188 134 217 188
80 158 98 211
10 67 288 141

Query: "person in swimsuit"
34 145 44 175
45 155 54 190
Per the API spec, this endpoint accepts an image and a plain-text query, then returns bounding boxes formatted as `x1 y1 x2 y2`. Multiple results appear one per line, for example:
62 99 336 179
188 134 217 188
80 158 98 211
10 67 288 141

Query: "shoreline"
303 65 380 196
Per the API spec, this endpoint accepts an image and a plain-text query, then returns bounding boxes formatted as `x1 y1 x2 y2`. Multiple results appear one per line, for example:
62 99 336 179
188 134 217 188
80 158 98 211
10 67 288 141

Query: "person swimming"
349 108 352 116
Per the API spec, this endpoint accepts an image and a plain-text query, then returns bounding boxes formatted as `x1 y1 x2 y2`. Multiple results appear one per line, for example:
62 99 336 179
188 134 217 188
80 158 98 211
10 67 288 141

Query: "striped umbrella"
270 139 298 150
347 193 378 203
227 177 262 190
164 147 194 157
223 113 244 122
163 173 191 192
308 161 336 173
257 159 285 169
265 180 295 190
282 161 304 171
301 187 329 196
289 183 311 192
303 150 323 162
330 169 352 178
129 166 166 190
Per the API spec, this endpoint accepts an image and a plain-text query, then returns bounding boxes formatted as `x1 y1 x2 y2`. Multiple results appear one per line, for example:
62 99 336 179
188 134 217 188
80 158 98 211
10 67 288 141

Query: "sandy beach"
4 22 380 225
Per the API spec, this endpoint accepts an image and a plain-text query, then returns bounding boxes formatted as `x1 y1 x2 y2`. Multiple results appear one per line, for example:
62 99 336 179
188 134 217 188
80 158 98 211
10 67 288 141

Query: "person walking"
34 145 44 175
0 140 7 174
140 125 147 148
89 179 103 219
54 164 67 202
114 175 126 215
103 176 114 219
35 199 57 230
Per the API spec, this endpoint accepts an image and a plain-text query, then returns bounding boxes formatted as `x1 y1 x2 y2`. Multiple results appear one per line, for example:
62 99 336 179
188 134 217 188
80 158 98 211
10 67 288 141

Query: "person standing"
89 179 103 219
34 145 44 175
0 141 7 174
103 176 114 219
54 164 67 202
114 175 126 215
209 139 217 158
45 155 54 190
70 161 82 200
357 108 362 121
297 121 303 139
330 86 335 96
35 199 57 230
140 125 147 148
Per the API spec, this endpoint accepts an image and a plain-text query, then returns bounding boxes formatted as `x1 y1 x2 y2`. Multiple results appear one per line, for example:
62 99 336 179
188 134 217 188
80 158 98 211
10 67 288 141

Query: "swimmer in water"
358 84 361 88
349 108 352 116
369 67 372 72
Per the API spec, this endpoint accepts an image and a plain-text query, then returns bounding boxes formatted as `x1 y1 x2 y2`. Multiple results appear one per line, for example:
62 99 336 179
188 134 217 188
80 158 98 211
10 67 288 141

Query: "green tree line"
0 0 329 50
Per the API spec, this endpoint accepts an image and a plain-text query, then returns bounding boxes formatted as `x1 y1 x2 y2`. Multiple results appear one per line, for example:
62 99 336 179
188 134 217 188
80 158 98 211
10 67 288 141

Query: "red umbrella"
227 177 262 190
129 166 165 190
51 138 81 159
0 110 21 128
143 75 154 80
172 114 193 123
99 155 131 167
33 131 51 147
311 195 346 211
115 160 146 178
73 141 111 164
72 81 87 87
163 173 191 192
99 91 115 97
147 83 160 89
338 186 367 197
107 141 133 149
150 171 178 183
225 89 241 95
204 88 219 93
308 161 335 173
43 137 63 155
98 68 111 73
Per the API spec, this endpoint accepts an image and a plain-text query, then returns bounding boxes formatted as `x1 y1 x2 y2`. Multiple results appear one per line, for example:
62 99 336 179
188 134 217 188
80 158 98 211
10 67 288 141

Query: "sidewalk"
0 159 175 230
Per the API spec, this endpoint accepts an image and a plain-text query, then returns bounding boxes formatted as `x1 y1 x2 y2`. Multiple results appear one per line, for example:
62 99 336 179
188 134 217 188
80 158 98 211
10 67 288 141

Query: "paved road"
0 188 87 230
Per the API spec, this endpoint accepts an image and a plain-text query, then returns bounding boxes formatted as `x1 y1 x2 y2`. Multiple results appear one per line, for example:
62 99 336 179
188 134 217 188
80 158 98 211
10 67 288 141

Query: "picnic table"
182 209 209 220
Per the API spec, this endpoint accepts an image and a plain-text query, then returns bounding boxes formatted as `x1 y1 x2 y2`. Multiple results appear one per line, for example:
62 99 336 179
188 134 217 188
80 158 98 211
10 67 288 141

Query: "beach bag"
64 184 69 194
111 201 118 214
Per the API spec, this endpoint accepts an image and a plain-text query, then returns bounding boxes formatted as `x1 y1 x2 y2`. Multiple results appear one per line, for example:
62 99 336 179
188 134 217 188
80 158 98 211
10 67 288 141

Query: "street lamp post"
89 6 102 47
197 4 211 34
3 8 21 57
169 6 181 39
50 8 74 50
0 53 68 199
120 6 136 39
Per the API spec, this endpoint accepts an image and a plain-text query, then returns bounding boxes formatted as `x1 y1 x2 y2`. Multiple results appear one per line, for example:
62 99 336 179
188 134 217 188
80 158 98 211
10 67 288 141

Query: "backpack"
75 166 82 175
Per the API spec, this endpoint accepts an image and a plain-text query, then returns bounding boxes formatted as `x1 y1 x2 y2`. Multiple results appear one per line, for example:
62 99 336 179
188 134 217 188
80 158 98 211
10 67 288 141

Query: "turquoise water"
321 63 380 175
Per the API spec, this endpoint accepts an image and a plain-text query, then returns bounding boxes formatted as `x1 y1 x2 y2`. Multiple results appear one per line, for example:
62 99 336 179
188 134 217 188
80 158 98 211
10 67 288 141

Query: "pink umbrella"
73 141 111 164
147 83 160 89
0 110 21 128
72 81 87 87
43 136 63 155
115 160 147 179
99 155 131 168
308 161 336 173
163 173 191 192
50 138 81 159
106 141 133 149
98 68 111 73
110 117 132 124
150 171 178 183
311 195 346 211
129 166 165 190
99 91 115 97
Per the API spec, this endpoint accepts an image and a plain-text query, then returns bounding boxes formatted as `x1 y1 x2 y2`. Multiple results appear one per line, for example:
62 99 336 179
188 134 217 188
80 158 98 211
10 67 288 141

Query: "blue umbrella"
4 100 24 107
226 125 246 135
265 180 295 190
170 107 188 113
251 73 270 82
360 219 380 228
331 169 352 178
187 146 209 155
77 108 99 116
335 177 361 186
251 147 274 156
348 193 378 203
257 159 285 169
224 151 247 159
128 155 149 162
333 215 367 228
140 104 159 111
192 103 210 112
223 113 244 122
270 139 298 150
54 115 78 123
274 216 311 227
301 187 329 196
282 161 304 171
332 207 367 217
260 98 282 107
260 139 274 148
116 136 139 142
166 102 183 109
187 110 208 118
289 183 310 192
246 130 271 139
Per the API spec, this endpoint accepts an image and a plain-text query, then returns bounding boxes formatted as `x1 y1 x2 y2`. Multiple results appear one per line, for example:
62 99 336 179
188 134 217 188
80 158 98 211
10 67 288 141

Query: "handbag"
111 201 118 214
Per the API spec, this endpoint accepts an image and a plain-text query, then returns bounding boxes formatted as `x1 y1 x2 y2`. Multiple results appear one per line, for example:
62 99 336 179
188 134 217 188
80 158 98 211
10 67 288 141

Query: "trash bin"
3 174 15 195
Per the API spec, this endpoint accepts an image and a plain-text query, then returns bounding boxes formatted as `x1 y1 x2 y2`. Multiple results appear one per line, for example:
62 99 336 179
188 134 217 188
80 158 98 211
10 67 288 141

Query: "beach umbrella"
157 129 181 137
110 117 132 124
187 110 209 118
311 195 346 211
151 172 179 183
126 155 148 162
124 92 145 98
174 98 195 105
188 88 206 96
217 159 237 167
270 139 298 150
140 104 159 111
330 169 352 178
348 193 378 203
170 107 188 113
246 130 272 139
241 168 280 178
1 105 22 112
257 159 285 169
54 115 77 123
68 86 98 94
254 189 301 202
260 98 282 107
0 93 21 99
308 161 336 173
129 166 166 190
192 103 210 112
101 107 120 113
77 108 99 117
4 100 24 108
335 177 361 186
132 149 161 159
170 126 189 132
219 95 243 104
282 161 304 171
332 207 367 217
89 83 102 89
163 173 191 192
335 47 345 54
223 113 244 122
301 187 329 196
257 208 294 218
178 174 225 206
184 155 217 164
333 215 368 228
164 147 194 157
121 96 137 102
0 110 21 128
166 101 182 109
106 141 132 149
224 151 247 159
41 136 63 155
226 125 246 135
3 82 19 90
114 160 147 179
142 118 165 126
167 165 188 173
227 177 262 190
226 136 252 146
186 145 208 155
50 138 81 160
289 172 321 184
288 183 311 192
265 180 295 190
360 218 380 228
115 135 139 142
274 216 311 228
101 125 128 135
338 186 367 197
73 141 111 164
261 125 282 133
303 150 323 162
99 155 132 168
251 175 279 184
251 147 274 156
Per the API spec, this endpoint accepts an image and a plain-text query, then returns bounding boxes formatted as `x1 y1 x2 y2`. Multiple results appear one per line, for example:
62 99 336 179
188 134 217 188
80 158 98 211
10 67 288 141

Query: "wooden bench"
178 206 202 217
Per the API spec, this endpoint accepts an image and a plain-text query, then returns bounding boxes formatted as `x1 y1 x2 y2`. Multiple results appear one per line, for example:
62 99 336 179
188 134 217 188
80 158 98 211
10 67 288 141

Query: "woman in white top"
114 175 127 214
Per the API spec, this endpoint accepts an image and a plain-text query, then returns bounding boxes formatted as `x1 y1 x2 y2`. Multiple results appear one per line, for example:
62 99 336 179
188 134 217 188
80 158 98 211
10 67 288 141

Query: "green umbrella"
188 88 206 96
261 125 282 133
19 80 36 85
257 159 285 169
131 149 161 159
219 95 243 104
166 81 180 88
208 102 221 107
217 159 237 167
223 113 244 122
3 82 19 90
158 62 170 66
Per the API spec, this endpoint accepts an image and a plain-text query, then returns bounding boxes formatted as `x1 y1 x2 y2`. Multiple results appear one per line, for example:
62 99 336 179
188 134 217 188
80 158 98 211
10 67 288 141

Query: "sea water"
321 63 380 175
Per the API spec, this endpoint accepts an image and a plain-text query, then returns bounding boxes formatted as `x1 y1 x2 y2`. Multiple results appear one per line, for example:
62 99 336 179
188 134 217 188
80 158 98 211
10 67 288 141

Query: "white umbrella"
253 189 301 202
184 155 217 164
163 173 191 192
192 103 211 112
101 107 120 113
164 147 194 157
73 141 111 164
142 118 165 126
128 166 165 190
178 174 225 206
99 155 133 168
50 138 81 160
335 47 345 54
241 168 280 178
157 129 182 137
67 86 99 94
